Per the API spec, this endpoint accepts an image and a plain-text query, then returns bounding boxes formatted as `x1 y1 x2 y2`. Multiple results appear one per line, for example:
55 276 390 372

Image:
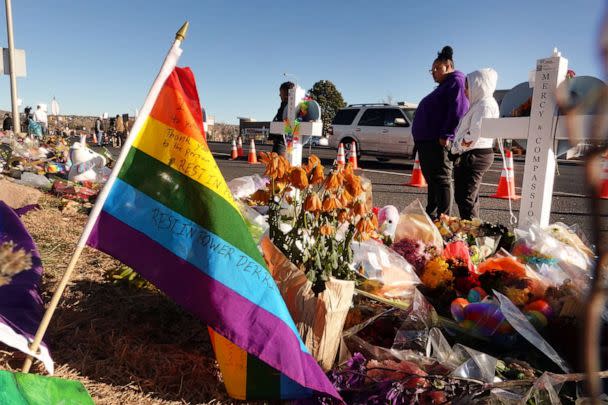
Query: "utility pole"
5 0 20 133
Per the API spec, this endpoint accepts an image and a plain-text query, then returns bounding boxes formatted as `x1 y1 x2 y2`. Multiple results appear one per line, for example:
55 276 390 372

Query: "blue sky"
0 1 604 123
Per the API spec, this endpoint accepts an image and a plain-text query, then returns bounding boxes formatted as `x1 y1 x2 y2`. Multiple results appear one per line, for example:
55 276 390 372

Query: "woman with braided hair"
412 46 469 219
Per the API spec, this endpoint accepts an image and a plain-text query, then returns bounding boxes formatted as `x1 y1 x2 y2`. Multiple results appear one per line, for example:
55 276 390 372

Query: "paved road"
206 142 607 239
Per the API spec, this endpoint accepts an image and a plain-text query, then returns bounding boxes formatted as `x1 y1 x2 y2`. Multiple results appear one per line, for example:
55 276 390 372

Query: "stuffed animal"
377 205 400 240
67 138 110 183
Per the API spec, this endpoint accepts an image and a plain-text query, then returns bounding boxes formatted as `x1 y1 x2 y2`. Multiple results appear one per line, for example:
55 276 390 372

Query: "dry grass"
0 194 235 404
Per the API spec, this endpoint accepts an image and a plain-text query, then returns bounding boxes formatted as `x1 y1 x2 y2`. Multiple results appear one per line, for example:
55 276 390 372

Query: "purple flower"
391 238 430 273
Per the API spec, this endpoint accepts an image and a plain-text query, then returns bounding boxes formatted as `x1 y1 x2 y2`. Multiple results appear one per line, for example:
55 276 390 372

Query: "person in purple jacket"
412 46 469 219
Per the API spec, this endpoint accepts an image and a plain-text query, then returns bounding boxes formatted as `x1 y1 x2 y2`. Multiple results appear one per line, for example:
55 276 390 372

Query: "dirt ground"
0 195 233 404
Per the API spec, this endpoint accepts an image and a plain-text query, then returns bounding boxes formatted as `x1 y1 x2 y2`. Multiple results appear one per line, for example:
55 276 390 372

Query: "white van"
327 103 417 161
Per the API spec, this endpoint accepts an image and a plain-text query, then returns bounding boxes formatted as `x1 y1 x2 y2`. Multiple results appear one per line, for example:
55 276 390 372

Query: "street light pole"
5 0 20 133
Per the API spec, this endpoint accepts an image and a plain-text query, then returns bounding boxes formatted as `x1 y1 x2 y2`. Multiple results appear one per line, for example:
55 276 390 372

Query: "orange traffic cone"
336 143 346 165
248 139 259 164
348 141 359 169
230 140 238 160
237 137 244 157
491 150 521 199
600 154 608 199
405 152 427 187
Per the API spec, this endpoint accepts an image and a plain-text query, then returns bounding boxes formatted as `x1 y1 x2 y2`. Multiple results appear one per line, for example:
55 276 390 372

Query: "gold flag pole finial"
175 21 189 41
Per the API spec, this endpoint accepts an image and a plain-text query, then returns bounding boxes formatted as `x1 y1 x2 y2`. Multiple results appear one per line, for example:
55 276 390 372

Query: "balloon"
525 310 548 330
524 300 553 319
450 298 469 322
467 287 487 303
463 302 505 336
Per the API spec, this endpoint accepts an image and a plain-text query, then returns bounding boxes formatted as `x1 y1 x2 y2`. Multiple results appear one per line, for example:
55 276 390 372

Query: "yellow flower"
289 167 309 189
304 193 322 213
504 287 531 307
421 258 453 289
322 195 342 212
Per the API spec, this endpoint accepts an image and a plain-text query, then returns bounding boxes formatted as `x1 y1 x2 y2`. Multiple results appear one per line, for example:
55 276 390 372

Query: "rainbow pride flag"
85 41 339 401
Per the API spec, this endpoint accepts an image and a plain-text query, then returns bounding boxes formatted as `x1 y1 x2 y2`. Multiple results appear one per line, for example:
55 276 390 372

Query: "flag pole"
22 22 190 373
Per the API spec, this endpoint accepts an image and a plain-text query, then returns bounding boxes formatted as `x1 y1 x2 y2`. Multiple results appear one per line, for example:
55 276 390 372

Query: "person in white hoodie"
451 68 499 220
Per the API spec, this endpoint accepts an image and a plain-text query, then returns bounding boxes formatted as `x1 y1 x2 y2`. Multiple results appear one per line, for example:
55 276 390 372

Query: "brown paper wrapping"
261 236 355 371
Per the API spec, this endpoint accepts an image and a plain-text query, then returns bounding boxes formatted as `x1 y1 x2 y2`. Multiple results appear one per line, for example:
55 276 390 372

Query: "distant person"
115 114 125 147
2 114 12 131
451 68 499 220
33 105 48 135
23 106 32 134
269 81 295 156
95 116 103 146
411 46 469 219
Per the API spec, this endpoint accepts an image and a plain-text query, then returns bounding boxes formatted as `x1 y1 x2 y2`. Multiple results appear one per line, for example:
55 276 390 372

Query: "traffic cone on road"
230 140 238 160
348 141 359 169
600 154 608 199
491 150 521 199
248 139 259 164
237 137 244 157
404 152 427 187
336 143 346 165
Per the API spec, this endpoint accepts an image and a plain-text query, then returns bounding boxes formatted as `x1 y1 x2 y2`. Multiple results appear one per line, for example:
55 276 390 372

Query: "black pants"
453 148 494 220
415 141 453 219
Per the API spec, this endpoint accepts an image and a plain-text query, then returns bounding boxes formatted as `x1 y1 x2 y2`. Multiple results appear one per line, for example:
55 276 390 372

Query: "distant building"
238 117 270 142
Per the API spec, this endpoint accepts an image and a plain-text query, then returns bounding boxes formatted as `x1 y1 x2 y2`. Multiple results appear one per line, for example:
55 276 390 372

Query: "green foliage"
308 80 347 135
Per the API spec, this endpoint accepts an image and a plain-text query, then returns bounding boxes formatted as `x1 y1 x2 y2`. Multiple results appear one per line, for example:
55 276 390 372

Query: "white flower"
279 222 292 234
295 239 304 252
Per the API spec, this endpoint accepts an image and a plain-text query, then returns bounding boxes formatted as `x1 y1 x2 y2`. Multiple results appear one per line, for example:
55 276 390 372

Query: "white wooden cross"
481 49 596 227
269 85 323 166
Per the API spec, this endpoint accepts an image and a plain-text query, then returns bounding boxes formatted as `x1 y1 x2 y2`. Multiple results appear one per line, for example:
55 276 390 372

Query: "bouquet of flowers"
255 152 378 292
251 153 380 369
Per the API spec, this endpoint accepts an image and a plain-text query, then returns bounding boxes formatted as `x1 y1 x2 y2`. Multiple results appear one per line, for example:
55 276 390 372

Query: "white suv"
327 103 417 161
